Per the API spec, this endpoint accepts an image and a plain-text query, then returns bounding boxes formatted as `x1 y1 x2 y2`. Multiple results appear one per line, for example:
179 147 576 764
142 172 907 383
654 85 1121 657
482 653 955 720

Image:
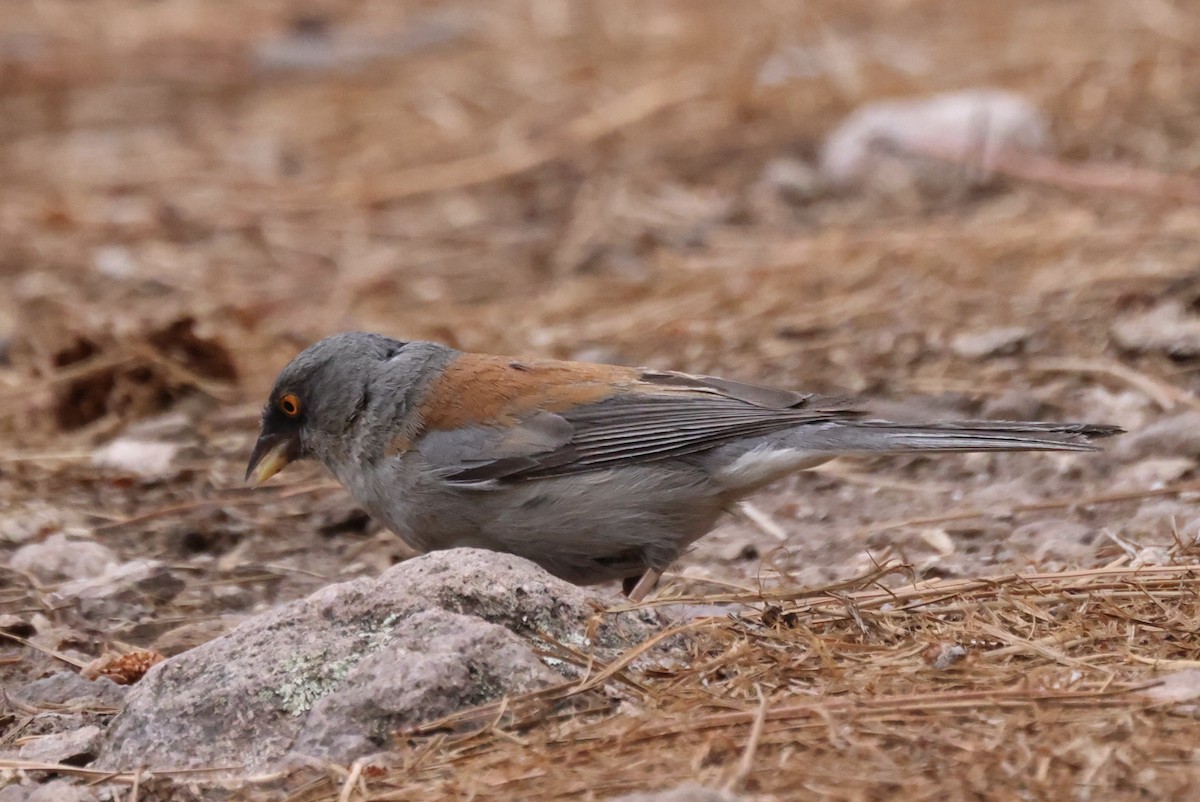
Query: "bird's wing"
411 353 860 482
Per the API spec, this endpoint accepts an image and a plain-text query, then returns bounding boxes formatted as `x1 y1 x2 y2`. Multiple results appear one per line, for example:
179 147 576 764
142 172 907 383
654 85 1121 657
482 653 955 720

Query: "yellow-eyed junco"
246 333 1121 599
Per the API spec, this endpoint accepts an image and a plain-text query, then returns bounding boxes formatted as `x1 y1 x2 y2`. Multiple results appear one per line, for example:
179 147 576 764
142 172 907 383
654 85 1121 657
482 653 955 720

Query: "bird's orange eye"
278 393 301 417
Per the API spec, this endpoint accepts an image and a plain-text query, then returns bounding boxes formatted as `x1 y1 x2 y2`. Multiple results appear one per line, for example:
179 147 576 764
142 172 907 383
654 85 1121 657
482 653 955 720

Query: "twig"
725 685 769 792
0 631 89 669
0 759 242 781
337 758 368 802
0 451 94 464
573 619 714 694
736 502 789 541
974 622 1092 670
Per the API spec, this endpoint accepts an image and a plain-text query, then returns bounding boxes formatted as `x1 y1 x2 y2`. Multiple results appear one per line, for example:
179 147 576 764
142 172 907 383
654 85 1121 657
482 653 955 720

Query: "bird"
246 332 1122 600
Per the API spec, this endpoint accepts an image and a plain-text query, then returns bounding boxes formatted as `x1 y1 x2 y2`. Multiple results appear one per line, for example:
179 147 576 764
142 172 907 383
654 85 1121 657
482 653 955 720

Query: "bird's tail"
712 419 1122 493
822 419 1123 454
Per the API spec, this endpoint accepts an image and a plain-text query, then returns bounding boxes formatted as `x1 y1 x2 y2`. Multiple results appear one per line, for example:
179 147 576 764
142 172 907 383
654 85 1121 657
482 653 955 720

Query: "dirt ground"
4 1 1200 799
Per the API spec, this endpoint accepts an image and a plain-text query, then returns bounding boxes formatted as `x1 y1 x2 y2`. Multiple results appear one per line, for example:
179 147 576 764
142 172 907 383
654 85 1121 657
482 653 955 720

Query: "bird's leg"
624 568 661 602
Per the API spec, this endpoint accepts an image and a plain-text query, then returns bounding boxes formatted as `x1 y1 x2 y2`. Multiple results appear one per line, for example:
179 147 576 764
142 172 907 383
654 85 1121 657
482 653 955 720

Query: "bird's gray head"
245 332 408 484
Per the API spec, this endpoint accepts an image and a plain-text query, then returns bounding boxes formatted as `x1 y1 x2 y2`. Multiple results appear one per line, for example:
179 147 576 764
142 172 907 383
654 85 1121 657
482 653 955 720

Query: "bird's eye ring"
278 393 301 417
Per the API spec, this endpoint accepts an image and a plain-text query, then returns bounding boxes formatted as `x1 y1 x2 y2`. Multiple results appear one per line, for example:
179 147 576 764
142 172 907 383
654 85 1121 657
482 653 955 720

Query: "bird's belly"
362 460 723 584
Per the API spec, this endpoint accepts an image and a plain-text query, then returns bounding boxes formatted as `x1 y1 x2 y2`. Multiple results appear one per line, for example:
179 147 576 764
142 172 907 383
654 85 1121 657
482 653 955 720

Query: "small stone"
16 726 102 765
10 534 118 583
92 437 180 479
949 326 1029 359
0 614 35 637
91 245 137 279
920 528 956 556
9 671 128 708
821 89 1052 193
1142 669 1200 704
716 539 761 562
923 642 969 670
1111 302 1200 357
0 502 68 545
0 780 99 802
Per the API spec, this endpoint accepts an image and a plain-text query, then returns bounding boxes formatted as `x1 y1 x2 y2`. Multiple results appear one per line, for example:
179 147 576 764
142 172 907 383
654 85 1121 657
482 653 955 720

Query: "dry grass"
339 560 1200 800
7 558 1200 800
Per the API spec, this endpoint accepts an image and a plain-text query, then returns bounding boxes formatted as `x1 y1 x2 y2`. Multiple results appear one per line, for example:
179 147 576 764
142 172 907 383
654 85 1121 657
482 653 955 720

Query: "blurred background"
3 0 1200 629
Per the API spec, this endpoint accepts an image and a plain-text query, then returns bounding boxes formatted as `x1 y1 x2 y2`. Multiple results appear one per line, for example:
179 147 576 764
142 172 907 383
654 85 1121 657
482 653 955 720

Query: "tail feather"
839 420 1123 453
713 418 1122 492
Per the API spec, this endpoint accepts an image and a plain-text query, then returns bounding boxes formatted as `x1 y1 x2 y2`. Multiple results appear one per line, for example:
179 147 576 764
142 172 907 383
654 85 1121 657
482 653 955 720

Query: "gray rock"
10 671 127 709
0 502 73 546
15 726 102 765
0 780 99 802
96 548 664 774
607 786 744 802
294 609 558 762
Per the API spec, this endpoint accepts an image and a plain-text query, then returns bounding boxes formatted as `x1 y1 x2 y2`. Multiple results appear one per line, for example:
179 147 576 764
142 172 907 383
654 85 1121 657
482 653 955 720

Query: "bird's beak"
245 432 298 486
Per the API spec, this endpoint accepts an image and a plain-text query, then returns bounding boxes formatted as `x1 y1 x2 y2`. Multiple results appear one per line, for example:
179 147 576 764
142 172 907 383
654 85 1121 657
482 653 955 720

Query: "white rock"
1142 669 1200 704
92 437 180 479
91 245 137 279
0 779 99 802
0 502 68 545
920 528 957 556
10 534 118 582
950 326 1029 359
1111 302 1200 357
820 90 1052 191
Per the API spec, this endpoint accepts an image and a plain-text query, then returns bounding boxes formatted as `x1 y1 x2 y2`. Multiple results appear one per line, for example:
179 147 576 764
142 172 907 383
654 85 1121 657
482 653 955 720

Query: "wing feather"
421 374 862 483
